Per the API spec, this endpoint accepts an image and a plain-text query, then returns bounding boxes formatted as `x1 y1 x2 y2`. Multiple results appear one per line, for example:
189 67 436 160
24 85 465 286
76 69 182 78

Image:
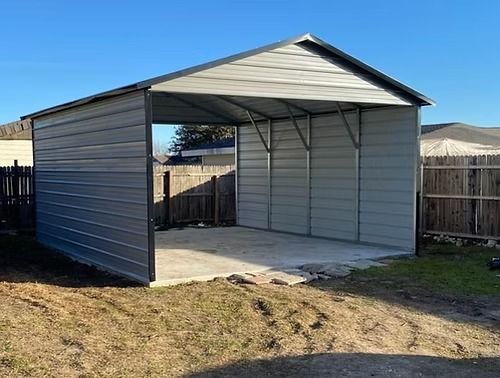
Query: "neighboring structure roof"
181 137 235 158
0 119 32 140
22 33 434 121
186 137 235 151
153 153 199 165
421 123 500 156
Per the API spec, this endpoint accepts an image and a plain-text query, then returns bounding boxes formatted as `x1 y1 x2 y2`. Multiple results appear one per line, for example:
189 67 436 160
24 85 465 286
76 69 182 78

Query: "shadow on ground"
0 233 137 288
188 353 500 378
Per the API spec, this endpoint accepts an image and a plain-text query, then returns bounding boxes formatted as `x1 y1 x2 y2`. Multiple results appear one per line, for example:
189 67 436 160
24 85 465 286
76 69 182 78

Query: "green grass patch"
353 243 500 296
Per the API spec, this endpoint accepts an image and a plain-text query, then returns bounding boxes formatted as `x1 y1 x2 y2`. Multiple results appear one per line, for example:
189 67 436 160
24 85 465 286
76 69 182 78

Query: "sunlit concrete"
152 226 411 286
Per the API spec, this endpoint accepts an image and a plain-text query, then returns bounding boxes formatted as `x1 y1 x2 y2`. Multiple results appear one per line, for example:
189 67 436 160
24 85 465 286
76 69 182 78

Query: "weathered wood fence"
0 162 34 230
154 165 236 227
421 155 500 240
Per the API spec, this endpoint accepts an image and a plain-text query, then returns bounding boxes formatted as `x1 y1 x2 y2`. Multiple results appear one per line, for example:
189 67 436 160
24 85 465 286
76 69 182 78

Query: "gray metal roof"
22 33 434 120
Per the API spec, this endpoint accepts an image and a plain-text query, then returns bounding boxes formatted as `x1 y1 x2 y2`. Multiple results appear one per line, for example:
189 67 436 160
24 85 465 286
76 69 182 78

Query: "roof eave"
21 84 146 120
303 34 435 106
138 33 312 88
21 32 435 120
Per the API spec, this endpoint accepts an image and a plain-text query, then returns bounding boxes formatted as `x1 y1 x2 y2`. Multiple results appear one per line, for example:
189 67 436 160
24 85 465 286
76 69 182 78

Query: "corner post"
416 106 423 256
267 119 272 230
306 114 311 236
355 108 361 241
144 90 156 282
234 126 239 225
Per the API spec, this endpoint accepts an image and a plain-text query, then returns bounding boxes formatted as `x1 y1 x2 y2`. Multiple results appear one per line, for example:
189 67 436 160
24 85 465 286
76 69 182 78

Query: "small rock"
301 263 325 274
455 239 464 247
322 266 352 278
317 274 332 280
496 244 500 250
229 273 251 281
486 240 497 248
321 263 354 277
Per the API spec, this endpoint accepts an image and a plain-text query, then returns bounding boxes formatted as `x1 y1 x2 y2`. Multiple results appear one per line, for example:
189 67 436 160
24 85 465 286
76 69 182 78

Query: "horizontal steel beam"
166 93 240 124
275 98 310 116
213 95 273 121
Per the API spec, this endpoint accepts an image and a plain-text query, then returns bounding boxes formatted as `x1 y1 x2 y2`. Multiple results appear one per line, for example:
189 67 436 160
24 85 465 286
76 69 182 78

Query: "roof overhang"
22 33 434 121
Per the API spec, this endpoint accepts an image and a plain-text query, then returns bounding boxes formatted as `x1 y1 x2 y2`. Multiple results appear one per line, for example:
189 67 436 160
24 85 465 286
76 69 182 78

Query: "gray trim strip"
144 90 156 282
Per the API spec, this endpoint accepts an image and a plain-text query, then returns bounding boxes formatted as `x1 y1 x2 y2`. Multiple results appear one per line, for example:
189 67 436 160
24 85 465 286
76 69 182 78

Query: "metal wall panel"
310 113 357 240
151 44 410 106
237 106 417 251
33 91 150 283
270 118 307 234
237 123 268 228
359 106 418 250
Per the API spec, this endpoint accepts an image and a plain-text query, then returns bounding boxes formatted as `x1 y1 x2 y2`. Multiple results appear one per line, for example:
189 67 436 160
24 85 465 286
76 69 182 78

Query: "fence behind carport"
0 161 34 231
421 155 500 240
154 165 235 227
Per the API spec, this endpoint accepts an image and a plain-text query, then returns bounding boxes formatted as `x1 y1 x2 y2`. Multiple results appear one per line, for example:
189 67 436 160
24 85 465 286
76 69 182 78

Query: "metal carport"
23 33 433 284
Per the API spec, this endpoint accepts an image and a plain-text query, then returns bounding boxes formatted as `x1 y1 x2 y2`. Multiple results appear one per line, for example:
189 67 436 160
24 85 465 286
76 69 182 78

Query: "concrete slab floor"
152 226 411 286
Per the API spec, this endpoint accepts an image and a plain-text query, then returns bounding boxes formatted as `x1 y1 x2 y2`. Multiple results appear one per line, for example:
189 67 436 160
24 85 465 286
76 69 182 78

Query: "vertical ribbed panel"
310 113 357 240
359 106 418 250
151 44 410 105
270 118 307 234
237 123 268 228
33 91 150 283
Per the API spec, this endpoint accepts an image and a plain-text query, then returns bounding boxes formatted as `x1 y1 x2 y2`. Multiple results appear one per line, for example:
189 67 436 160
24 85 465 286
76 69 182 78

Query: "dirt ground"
0 235 499 377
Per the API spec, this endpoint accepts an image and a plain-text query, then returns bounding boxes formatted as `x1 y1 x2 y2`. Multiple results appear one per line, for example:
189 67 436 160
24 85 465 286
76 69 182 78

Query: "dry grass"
0 234 499 377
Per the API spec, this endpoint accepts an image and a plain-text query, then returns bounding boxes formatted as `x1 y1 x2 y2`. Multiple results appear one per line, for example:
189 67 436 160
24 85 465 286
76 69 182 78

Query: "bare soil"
0 235 499 377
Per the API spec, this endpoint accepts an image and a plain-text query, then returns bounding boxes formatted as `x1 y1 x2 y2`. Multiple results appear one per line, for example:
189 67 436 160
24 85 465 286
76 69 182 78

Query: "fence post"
12 160 20 229
212 175 220 226
167 170 174 226
162 169 169 227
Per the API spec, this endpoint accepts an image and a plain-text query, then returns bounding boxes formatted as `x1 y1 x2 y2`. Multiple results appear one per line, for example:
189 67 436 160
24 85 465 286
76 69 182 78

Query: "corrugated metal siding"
359 106 417 250
152 44 410 106
270 118 307 234
237 107 417 250
237 123 268 228
0 140 33 166
33 91 150 282
310 113 357 240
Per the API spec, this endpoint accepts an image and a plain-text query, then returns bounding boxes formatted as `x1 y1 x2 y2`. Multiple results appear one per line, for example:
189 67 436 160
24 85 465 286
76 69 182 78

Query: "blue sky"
1 1 499 145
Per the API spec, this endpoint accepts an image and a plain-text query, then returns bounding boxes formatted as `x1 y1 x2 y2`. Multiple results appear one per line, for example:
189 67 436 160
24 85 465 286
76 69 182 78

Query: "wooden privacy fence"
0 162 34 230
154 165 236 227
421 155 500 240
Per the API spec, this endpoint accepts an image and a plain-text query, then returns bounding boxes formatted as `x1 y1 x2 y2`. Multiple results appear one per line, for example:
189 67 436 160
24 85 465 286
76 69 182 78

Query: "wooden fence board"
422 155 500 239
153 165 235 227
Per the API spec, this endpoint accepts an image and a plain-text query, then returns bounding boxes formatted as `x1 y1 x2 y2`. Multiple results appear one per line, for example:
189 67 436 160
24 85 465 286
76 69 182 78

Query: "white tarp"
421 137 500 157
